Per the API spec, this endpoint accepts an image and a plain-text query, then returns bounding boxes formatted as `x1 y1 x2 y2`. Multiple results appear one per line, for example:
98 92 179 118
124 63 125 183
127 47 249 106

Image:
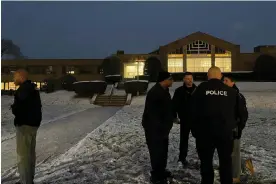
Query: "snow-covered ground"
2 82 274 184
2 82 276 184
1 90 96 142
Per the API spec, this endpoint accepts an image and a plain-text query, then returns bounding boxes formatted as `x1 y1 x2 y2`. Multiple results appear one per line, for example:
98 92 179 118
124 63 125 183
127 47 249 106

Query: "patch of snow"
73 81 106 84
3 83 276 184
29 87 276 183
125 80 149 83
1 90 95 141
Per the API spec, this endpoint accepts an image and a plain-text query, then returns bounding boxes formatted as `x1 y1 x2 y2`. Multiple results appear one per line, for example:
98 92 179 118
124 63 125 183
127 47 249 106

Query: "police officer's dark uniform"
172 81 197 165
142 72 174 184
191 78 248 184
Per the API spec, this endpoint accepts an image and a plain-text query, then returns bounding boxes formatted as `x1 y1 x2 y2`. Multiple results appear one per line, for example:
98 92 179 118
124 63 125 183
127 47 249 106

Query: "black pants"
196 137 233 184
179 121 191 161
145 130 169 181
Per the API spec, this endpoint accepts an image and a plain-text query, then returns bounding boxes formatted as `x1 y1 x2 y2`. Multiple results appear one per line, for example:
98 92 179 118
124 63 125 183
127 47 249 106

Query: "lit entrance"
124 62 145 78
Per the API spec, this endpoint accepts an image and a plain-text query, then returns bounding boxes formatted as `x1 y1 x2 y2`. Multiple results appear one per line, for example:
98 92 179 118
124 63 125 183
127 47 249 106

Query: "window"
186 57 212 72
66 66 75 74
46 66 53 74
79 66 96 74
1 82 5 90
5 83 9 90
168 54 183 73
27 66 47 74
124 62 144 78
7 82 18 90
215 56 232 72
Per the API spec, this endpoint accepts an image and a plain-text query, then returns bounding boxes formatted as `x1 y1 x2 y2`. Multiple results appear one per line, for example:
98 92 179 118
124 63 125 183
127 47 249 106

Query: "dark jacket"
172 83 197 122
232 84 248 139
142 83 174 139
11 80 42 127
191 79 248 140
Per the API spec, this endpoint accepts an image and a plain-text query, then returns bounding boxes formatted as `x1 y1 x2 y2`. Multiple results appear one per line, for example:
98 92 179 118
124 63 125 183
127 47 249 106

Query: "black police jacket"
172 83 197 122
142 83 175 139
11 80 42 127
191 79 247 140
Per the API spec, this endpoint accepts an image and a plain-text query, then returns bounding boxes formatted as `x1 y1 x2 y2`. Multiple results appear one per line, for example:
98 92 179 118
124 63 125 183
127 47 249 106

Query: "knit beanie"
157 71 172 82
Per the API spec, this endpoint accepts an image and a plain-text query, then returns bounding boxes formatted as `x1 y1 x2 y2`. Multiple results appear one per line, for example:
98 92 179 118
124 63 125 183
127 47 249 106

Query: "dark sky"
2 1 276 59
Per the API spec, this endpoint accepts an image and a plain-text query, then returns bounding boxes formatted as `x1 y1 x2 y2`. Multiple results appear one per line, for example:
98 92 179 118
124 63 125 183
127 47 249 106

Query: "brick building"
2 31 276 90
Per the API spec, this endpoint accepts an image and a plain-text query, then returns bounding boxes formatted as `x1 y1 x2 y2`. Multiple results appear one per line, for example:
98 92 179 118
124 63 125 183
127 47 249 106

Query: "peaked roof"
149 31 238 54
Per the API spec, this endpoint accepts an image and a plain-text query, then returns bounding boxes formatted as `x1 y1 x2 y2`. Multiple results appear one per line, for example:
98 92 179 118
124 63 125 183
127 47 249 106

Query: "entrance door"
124 62 145 78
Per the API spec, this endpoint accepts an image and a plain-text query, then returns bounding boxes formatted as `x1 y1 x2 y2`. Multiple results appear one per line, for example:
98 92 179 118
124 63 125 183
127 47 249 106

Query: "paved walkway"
1 106 121 172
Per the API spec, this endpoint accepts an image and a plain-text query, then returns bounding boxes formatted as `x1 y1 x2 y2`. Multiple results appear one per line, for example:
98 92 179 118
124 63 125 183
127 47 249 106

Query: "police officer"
172 72 197 167
142 71 174 184
223 74 248 183
191 67 247 184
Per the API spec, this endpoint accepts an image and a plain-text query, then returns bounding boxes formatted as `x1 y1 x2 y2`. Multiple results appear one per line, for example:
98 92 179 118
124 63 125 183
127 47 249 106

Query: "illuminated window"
1 82 5 90
8 82 17 90
66 66 75 74
5 83 9 90
124 62 144 78
215 56 232 72
168 54 183 73
187 56 212 72
33 82 41 89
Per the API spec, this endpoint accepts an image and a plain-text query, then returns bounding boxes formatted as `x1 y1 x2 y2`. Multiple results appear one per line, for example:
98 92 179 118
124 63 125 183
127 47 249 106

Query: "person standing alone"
11 69 42 184
172 72 197 167
142 71 175 184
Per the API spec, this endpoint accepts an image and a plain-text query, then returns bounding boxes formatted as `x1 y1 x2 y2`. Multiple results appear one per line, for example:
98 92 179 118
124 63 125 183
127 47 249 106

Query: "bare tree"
1 39 25 59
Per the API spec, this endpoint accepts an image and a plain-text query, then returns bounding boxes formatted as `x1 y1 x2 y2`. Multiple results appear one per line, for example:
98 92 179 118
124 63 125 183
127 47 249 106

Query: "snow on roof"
125 80 149 83
73 80 106 84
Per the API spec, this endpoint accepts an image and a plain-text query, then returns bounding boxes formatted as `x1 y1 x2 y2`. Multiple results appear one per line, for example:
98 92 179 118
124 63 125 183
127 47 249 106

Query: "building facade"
2 31 276 90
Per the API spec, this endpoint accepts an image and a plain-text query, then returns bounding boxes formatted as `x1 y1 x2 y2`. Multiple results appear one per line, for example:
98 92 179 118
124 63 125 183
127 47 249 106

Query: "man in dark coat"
11 69 42 184
223 74 248 183
142 71 174 184
191 67 248 184
172 72 197 167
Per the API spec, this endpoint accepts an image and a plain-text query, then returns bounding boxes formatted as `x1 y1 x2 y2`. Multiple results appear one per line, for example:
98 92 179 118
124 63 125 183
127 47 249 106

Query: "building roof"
149 31 239 54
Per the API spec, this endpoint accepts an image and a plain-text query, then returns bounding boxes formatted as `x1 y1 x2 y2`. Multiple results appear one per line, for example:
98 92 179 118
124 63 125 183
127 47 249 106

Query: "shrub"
98 56 121 76
43 78 60 93
124 80 149 96
144 57 163 82
59 75 77 91
73 81 107 97
253 54 276 81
